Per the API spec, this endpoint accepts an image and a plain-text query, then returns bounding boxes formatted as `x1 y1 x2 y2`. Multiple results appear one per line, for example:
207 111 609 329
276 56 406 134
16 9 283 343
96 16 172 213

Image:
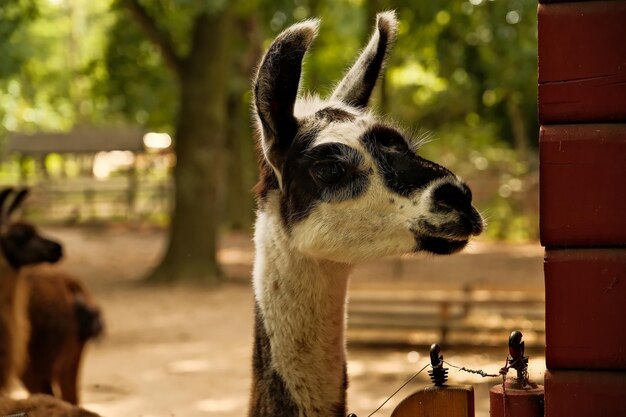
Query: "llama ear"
254 19 319 169
7 188 29 216
0 188 14 228
0 188 14 211
331 11 398 109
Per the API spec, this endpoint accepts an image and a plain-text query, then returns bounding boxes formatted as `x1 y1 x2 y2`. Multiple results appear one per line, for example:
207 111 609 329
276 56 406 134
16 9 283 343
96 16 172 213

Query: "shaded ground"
25 226 545 417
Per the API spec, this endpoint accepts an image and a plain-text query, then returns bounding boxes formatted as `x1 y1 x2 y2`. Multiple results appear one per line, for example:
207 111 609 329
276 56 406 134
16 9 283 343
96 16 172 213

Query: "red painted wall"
538 1 626 124
545 249 626 369
538 1 626 416
540 124 626 246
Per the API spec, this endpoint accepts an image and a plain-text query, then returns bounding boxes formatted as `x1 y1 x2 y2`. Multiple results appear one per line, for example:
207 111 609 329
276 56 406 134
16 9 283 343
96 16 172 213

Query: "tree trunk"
224 16 262 231
225 92 253 231
147 10 231 284
506 93 530 163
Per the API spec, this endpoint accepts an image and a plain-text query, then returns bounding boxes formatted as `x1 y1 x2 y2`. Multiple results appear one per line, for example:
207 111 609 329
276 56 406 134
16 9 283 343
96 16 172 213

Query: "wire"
362 358 509 417
443 360 500 378
366 362 430 417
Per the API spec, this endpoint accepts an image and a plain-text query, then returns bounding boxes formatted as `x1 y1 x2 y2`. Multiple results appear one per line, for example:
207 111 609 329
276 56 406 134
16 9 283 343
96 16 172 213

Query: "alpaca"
0 188 102 417
249 11 483 417
21 265 104 405
0 188 63 393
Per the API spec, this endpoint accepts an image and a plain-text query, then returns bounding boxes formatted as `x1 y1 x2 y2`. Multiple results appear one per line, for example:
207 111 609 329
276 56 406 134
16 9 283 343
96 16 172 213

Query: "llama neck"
250 209 353 417
0 255 25 393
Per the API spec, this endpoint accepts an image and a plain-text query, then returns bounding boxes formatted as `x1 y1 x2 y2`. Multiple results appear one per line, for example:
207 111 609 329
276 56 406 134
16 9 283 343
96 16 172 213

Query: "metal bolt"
428 343 448 386
507 330 529 385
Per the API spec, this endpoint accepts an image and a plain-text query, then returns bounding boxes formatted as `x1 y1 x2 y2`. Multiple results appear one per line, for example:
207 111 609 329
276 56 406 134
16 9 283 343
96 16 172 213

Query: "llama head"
253 11 484 262
0 188 63 270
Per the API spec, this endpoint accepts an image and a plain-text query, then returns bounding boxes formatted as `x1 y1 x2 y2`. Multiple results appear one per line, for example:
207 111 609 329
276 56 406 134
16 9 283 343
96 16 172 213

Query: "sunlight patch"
168 359 211 374
195 397 245 413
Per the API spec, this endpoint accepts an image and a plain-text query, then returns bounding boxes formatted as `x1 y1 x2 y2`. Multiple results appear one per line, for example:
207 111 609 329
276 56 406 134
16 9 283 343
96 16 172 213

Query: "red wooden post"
540 125 626 246
539 0 626 416
544 370 626 416
538 1 626 124
545 249 626 369
392 345 475 417
489 384 544 417
489 332 544 417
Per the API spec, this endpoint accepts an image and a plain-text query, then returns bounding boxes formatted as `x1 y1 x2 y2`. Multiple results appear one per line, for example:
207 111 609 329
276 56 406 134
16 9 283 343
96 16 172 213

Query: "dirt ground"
18 226 546 417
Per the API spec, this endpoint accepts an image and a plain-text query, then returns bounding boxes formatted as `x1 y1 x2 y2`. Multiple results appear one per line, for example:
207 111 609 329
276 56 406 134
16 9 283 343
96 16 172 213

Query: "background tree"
1 0 541 272
115 0 233 283
0 0 39 80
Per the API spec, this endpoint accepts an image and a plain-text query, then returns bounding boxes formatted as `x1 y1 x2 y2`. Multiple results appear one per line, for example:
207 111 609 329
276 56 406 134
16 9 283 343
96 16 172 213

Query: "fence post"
489 331 543 417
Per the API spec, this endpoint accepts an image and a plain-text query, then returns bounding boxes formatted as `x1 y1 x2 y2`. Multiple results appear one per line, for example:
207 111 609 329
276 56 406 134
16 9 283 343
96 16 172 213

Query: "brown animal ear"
7 188 29 216
0 188 14 227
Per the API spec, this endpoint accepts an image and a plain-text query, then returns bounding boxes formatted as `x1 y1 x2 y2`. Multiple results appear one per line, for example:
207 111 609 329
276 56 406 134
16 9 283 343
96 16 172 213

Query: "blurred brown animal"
0 393 101 417
0 188 103 416
21 266 104 405
0 188 63 394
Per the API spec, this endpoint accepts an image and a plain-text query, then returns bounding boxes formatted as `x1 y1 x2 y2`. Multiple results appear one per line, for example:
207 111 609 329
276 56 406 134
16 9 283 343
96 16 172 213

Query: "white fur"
290 175 446 263
253 204 352 417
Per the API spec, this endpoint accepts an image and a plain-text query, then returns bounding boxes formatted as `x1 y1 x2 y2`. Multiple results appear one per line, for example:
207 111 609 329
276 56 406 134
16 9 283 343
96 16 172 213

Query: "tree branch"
120 0 182 79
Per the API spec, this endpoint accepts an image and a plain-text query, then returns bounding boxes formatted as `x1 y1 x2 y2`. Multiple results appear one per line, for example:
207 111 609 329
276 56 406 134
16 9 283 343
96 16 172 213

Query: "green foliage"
254 0 538 151
249 0 539 239
0 0 39 78
96 10 177 130
0 0 116 132
95 0 237 131
0 0 540 240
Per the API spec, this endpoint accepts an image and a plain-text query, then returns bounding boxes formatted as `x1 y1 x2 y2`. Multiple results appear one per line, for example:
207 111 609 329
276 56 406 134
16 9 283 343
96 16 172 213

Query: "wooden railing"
347 287 545 348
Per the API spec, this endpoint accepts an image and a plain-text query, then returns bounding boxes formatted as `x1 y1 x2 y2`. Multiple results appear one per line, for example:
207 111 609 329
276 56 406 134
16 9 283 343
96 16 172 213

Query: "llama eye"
311 162 347 184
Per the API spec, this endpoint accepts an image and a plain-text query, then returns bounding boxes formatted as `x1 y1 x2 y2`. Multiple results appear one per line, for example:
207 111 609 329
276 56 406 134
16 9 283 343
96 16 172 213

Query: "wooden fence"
348 286 544 348
17 177 172 224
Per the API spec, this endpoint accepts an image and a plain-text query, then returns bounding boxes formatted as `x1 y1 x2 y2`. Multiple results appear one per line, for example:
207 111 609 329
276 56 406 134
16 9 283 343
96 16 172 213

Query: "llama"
0 188 102 417
0 188 63 393
249 11 483 417
21 265 104 405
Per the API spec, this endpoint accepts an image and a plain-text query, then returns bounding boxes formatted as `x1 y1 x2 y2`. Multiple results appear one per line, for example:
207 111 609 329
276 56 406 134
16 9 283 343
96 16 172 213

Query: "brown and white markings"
249 11 484 417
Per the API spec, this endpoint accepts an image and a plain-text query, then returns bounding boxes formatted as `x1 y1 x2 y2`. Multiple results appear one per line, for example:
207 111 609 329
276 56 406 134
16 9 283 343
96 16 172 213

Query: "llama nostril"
432 182 470 212
470 207 484 235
